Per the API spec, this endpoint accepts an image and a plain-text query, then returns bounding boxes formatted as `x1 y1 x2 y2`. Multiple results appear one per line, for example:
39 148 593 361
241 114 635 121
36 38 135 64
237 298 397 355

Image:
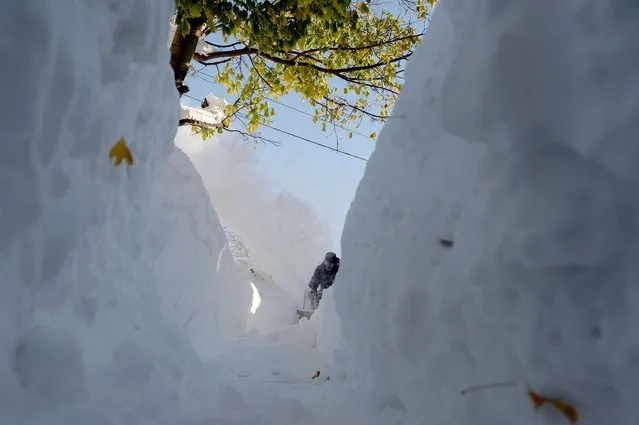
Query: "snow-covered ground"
2 0 639 425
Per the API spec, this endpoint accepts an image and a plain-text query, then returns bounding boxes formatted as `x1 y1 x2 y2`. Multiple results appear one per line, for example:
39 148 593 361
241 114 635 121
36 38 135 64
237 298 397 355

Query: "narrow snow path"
220 325 330 402
190 320 338 425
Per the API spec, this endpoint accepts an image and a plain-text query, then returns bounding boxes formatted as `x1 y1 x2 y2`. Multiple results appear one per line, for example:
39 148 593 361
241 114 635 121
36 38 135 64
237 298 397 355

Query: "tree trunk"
169 17 206 95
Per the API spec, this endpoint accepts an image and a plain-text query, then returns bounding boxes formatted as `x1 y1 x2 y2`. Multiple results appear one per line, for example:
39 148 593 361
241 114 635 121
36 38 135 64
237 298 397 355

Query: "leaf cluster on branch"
173 0 436 139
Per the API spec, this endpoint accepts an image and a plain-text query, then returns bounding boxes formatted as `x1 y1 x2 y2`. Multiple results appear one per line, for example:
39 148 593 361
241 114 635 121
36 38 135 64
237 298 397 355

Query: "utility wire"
261 96 371 139
180 93 368 162
182 93 205 103
258 122 368 162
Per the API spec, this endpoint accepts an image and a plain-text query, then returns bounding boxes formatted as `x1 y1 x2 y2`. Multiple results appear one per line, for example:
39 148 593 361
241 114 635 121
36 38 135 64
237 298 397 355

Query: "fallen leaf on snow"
109 137 133 167
528 389 578 424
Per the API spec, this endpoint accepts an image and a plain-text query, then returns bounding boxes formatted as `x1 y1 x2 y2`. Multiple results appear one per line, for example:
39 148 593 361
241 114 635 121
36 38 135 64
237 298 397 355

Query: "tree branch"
248 55 274 90
197 46 414 76
224 128 281 146
290 32 423 59
340 75 399 95
204 40 246 49
319 96 388 120
196 57 232 67
194 47 251 62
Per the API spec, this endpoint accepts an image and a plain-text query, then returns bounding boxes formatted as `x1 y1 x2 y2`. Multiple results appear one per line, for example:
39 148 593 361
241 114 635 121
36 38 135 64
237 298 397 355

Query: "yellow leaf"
369 131 377 139
109 137 133 167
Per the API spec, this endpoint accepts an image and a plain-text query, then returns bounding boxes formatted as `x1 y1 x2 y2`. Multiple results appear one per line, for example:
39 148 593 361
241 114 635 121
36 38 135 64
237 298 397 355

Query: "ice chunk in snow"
331 1 639 424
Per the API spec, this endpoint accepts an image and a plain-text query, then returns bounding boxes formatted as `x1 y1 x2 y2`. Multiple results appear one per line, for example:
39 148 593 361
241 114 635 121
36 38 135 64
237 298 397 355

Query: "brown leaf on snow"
528 389 579 424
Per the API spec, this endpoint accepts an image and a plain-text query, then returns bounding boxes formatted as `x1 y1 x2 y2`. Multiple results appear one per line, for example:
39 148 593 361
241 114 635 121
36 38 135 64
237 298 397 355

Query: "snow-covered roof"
179 93 229 129
179 104 224 127
202 93 228 112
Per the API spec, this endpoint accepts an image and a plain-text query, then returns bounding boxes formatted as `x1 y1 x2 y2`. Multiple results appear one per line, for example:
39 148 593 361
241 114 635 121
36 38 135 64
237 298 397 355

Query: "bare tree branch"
319 96 388 120
339 76 399 95
289 32 423 59
247 55 274 90
196 57 232 67
197 46 414 76
204 40 247 49
226 128 281 145
178 113 280 146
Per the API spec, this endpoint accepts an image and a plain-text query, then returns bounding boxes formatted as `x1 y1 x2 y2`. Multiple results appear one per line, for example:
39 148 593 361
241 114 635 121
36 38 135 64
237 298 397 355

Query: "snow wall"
331 1 639 425
0 1 252 424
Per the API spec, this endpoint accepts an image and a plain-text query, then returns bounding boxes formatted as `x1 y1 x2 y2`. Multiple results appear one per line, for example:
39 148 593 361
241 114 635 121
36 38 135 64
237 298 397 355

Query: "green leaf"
179 18 191 36
189 3 200 17
188 0 426 136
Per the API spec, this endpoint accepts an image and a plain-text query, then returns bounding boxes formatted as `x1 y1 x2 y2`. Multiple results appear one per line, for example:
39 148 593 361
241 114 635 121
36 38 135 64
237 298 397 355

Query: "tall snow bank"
0 1 250 423
334 1 639 424
151 149 251 356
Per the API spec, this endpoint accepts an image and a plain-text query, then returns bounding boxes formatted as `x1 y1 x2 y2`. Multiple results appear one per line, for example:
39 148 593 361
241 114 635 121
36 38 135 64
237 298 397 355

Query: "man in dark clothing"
306 252 340 310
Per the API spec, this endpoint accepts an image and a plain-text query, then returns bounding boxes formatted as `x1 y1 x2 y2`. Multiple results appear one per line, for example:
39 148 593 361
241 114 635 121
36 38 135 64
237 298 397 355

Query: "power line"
182 93 204 103
258 122 369 161
262 96 371 139
179 93 368 161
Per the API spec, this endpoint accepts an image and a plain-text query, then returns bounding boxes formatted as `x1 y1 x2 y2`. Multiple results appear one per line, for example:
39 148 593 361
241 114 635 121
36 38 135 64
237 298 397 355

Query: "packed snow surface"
3 0 639 425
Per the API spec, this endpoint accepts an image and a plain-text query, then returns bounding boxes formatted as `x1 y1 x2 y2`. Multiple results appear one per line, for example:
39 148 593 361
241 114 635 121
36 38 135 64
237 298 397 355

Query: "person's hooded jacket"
308 252 340 292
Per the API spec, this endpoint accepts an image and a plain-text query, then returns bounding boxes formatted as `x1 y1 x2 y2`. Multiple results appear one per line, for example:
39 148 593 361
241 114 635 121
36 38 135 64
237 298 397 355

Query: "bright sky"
181 68 381 246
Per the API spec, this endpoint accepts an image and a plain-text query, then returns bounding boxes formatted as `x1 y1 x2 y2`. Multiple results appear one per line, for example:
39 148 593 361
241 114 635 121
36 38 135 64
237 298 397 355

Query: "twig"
460 381 517 395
